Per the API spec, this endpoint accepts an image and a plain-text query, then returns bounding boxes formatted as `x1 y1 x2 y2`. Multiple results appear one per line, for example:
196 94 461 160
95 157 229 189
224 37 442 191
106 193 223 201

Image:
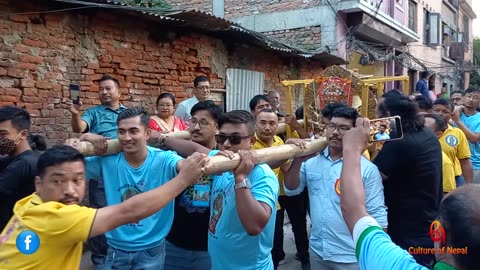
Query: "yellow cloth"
253 134 285 210
442 152 456 193
439 126 471 176
362 150 370 160
0 194 97 270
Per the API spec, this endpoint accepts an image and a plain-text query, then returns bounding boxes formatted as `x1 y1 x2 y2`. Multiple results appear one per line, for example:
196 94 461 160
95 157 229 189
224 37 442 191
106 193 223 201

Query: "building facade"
0 0 345 144
169 0 476 94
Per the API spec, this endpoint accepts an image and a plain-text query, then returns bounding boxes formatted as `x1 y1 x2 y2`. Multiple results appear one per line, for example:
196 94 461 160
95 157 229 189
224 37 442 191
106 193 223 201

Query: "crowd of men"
0 74 479 270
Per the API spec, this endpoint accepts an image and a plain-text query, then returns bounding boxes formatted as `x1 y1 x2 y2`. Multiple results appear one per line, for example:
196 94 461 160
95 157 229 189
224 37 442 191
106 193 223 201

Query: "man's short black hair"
465 87 480 95
330 106 359 126
38 145 84 177
0 106 31 132
156 93 176 106
433 98 454 111
295 106 304 120
321 102 348 118
28 134 47 151
380 124 387 129
218 110 255 135
450 90 464 97
191 100 223 122
414 95 433 110
194 76 209 87
249 95 270 112
424 113 447 133
420 71 429 79
117 107 150 127
100 75 120 88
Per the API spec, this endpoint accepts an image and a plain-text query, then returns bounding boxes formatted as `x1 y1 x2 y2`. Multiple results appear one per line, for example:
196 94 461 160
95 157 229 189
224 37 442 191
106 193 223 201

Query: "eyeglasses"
188 119 214 129
158 104 173 108
215 134 252 145
326 124 351 133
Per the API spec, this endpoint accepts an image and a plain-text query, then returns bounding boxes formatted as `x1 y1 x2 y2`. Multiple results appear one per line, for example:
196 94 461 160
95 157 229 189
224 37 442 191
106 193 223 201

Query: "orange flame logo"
429 220 445 244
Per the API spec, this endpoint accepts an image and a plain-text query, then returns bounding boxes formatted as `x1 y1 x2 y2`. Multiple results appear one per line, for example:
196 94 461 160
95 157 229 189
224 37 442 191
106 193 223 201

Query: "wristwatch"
234 178 251 190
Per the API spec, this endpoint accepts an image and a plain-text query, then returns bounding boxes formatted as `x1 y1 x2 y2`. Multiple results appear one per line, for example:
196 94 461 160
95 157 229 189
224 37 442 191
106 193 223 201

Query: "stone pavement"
80 216 311 270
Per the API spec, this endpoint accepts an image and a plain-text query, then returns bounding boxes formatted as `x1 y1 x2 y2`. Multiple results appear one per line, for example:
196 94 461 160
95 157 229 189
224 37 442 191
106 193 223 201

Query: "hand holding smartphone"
369 116 403 142
70 84 80 105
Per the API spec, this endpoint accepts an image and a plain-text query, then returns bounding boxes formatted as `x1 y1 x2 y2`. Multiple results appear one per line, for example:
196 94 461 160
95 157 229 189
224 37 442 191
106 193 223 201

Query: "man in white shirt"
175 76 210 122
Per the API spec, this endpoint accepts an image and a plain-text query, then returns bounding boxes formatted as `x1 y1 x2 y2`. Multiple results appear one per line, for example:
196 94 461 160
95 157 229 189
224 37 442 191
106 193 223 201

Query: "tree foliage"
120 0 171 8
470 37 480 87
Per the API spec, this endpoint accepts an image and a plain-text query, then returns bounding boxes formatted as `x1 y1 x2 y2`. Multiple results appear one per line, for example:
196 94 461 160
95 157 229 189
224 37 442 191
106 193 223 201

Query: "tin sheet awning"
53 0 347 65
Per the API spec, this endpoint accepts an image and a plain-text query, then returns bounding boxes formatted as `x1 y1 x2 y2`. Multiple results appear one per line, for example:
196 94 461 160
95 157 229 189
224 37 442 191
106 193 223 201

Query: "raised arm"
452 108 480 143
147 133 210 157
340 117 371 233
62 99 88 133
233 150 277 236
89 153 209 238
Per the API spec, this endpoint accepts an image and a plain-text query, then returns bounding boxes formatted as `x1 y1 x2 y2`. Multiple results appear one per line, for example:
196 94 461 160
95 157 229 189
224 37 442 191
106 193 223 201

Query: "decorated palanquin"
316 77 354 109
301 65 368 135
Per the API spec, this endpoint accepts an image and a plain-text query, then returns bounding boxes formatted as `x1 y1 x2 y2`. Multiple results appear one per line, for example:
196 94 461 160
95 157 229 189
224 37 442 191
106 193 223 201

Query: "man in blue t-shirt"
373 124 390 141
452 87 480 184
62 75 127 266
209 110 279 270
338 117 477 270
71 107 193 270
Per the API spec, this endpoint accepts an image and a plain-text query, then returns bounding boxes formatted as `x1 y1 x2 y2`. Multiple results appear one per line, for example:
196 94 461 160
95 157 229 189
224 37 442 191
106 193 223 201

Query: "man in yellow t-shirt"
432 99 473 185
442 152 456 193
424 114 458 193
252 109 308 269
0 145 207 270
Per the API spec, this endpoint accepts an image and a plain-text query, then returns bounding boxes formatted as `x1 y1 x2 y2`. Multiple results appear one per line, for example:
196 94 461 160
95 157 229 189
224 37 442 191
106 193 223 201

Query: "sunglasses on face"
215 134 252 145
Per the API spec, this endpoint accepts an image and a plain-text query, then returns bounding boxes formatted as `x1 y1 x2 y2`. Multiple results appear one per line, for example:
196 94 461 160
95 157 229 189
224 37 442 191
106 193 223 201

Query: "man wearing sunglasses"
153 110 280 269
284 106 387 269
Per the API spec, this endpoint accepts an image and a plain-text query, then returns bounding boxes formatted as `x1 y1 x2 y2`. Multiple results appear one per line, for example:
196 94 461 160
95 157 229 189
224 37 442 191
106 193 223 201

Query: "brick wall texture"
166 0 212 13
0 1 325 145
164 0 322 18
223 0 322 18
264 26 322 51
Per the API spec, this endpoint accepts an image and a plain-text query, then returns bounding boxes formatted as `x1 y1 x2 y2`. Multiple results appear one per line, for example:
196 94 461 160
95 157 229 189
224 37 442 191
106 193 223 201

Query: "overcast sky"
473 1 480 37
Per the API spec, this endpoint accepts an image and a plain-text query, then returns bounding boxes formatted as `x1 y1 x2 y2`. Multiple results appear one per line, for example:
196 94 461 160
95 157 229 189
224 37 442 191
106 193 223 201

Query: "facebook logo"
16 230 40 254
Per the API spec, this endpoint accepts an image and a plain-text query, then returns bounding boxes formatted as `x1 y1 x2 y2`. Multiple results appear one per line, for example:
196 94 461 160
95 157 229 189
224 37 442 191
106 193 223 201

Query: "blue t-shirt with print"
459 112 480 169
85 146 182 251
208 159 279 270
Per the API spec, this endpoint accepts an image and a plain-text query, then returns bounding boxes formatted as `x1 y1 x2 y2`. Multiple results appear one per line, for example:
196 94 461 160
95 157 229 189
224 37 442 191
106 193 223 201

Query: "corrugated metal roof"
53 0 347 65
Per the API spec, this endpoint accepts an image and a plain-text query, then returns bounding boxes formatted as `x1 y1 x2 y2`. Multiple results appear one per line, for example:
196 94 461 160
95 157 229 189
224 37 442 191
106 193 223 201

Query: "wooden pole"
76 120 304 157
202 137 327 175
286 85 293 139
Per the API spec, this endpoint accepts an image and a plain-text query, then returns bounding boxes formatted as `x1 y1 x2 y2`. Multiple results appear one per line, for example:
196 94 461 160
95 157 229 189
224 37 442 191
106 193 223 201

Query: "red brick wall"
0 1 324 145
166 0 212 13
224 0 322 19
264 26 322 51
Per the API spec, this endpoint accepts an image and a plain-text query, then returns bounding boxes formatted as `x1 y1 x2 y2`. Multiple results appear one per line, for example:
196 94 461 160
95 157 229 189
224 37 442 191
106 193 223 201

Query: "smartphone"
70 84 80 105
369 116 403 142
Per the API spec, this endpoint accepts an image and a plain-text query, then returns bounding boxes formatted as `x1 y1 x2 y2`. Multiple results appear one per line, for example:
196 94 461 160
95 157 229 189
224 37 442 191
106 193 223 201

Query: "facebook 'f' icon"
16 230 40 254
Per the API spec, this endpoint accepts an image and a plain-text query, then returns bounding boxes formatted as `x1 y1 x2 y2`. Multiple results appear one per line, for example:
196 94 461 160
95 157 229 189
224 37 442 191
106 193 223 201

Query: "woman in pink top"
149 93 187 132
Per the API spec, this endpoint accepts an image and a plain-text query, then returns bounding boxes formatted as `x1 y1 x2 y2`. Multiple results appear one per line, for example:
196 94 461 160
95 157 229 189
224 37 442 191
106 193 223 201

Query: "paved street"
80 216 311 270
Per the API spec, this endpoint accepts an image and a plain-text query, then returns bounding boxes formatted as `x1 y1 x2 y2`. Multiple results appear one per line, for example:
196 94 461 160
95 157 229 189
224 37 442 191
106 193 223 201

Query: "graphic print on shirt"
208 192 224 234
445 135 458 147
334 178 341 195
118 180 147 225
179 174 213 213
0 218 22 245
